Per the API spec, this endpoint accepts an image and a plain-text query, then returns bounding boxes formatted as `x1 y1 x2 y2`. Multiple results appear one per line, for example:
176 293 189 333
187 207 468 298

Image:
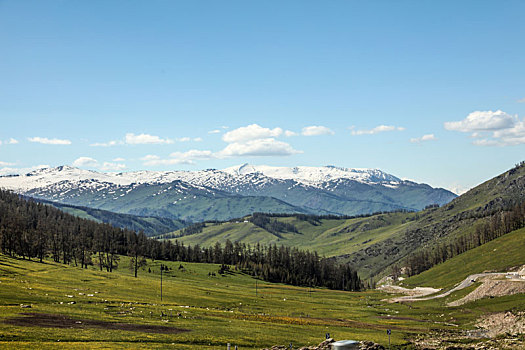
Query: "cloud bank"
445 110 525 146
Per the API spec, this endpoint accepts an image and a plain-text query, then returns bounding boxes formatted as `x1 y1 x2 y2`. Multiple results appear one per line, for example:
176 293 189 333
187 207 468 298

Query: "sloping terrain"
0 164 456 222
170 212 415 257
401 226 525 290
26 180 310 222
342 163 525 278
168 163 525 280
37 199 187 236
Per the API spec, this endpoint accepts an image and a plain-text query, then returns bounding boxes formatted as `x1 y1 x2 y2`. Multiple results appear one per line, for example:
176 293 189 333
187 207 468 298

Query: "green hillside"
100 187 310 223
401 226 525 290
170 212 415 257
39 200 187 236
167 163 525 280
28 181 316 223
342 163 525 277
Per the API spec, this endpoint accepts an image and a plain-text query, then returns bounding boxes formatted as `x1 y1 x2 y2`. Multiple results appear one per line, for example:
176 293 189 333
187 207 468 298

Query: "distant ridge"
0 164 457 222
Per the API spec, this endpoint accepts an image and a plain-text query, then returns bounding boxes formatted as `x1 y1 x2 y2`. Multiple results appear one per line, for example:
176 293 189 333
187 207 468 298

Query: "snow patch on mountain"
0 163 405 194
222 164 402 186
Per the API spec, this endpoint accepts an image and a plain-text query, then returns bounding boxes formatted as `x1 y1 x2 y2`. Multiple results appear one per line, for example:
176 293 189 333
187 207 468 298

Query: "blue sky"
1 0 524 193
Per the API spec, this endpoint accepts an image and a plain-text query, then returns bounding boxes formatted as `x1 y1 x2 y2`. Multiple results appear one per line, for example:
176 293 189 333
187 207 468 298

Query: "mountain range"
171 162 525 278
0 164 457 223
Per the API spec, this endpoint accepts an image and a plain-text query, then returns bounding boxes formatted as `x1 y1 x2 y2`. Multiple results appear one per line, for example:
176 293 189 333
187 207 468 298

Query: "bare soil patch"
448 278 525 306
4 313 190 334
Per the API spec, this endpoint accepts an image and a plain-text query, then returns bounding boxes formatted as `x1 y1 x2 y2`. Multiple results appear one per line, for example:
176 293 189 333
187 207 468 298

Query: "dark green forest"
0 189 361 291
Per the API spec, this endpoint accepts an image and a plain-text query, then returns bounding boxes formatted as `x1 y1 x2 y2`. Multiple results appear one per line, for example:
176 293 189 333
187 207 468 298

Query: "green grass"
174 212 415 258
1 251 523 349
401 227 525 290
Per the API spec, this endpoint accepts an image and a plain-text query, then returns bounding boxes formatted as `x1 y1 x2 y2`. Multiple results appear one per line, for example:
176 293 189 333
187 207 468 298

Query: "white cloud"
176 137 204 142
169 150 215 160
28 137 71 145
140 154 160 161
90 140 119 147
0 161 15 166
139 124 302 166
141 154 194 166
445 110 525 146
208 129 221 134
444 110 515 132
73 157 99 167
222 124 283 143
72 157 126 171
0 165 49 176
142 149 216 166
99 162 126 171
351 125 405 135
301 126 334 136
218 138 301 157
517 97 525 103
410 134 437 143
92 133 204 147
472 139 502 146
125 133 174 145
0 138 19 146
112 157 126 162
284 130 297 137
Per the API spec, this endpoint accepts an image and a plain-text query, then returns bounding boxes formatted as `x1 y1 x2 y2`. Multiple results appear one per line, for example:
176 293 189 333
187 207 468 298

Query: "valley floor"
0 254 524 349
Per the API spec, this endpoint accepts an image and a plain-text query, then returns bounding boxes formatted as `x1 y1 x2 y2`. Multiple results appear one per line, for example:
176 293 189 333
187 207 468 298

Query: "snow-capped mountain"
0 164 404 190
222 164 402 186
0 164 457 222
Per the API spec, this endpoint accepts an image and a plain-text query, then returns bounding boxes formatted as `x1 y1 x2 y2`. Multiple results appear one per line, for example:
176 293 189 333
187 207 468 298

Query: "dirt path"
384 272 508 303
448 278 525 306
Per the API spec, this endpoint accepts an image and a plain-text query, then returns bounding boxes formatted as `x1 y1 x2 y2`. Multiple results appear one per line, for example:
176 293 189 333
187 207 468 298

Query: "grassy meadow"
1 251 523 349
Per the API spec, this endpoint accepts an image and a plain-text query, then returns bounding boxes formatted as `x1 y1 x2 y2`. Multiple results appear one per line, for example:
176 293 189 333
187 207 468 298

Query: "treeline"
249 213 298 235
179 222 206 236
0 189 361 291
165 240 361 290
260 210 413 225
403 201 525 276
0 189 146 274
158 209 416 240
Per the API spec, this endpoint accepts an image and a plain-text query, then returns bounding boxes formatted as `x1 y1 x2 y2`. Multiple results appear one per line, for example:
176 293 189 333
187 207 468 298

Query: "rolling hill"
168 211 415 258
167 162 525 279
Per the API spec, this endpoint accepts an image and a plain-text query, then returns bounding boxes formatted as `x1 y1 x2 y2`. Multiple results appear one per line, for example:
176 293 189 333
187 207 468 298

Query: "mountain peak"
2 164 407 193
222 164 401 185
0 164 457 218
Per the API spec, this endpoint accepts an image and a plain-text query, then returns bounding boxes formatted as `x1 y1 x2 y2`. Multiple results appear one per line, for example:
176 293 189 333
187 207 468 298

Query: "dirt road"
387 272 507 303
